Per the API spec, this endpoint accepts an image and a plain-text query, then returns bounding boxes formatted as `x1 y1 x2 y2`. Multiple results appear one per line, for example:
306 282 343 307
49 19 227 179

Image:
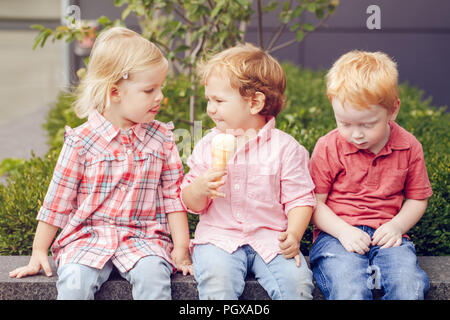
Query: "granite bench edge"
1 255 448 300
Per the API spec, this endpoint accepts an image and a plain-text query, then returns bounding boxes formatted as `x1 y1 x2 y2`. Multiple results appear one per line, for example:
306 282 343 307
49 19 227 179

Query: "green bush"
0 63 448 256
0 151 58 255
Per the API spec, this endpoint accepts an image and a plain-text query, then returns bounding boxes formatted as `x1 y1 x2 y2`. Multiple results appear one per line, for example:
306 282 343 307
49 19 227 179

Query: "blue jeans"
56 255 172 300
192 244 314 300
309 226 429 300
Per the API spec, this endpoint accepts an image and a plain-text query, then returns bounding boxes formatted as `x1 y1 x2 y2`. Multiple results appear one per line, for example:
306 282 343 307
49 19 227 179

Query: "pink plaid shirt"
37 110 185 273
181 118 316 263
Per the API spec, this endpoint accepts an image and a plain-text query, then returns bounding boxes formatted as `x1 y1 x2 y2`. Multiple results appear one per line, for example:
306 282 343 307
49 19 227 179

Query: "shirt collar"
341 121 410 156
129 123 147 142
88 110 148 143
388 121 410 150
258 117 276 142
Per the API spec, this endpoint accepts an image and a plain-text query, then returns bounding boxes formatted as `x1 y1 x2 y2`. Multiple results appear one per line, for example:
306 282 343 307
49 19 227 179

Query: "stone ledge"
1 256 448 300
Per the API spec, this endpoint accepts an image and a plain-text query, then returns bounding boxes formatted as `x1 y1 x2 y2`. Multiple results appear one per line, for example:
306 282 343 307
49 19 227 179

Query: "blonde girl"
10 27 192 300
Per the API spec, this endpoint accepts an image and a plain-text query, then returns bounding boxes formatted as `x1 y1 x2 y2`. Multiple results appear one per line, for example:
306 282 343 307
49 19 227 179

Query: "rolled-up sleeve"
161 136 186 214
180 137 212 214
309 136 338 195
404 142 433 200
281 140 316 214
37 129 84 228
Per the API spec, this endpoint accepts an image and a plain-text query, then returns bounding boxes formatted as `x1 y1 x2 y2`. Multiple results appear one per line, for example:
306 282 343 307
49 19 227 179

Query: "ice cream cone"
211 133 236 198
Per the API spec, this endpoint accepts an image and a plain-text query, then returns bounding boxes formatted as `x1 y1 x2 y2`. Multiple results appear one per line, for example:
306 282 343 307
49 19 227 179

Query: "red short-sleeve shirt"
309 121 433 240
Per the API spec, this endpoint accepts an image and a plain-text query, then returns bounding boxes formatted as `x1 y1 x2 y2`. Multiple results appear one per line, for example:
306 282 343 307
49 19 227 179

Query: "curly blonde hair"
197 43 286 117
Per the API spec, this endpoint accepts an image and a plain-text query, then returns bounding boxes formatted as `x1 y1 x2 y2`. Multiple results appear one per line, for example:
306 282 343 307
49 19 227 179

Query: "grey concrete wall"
245 0 450 108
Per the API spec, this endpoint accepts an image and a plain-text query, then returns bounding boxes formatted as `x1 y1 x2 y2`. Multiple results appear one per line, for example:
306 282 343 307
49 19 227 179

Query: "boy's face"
332 98 398 154
204 73 255 133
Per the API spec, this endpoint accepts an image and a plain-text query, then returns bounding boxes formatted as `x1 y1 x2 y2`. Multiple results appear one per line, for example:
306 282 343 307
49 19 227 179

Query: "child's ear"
249 92 266 115
389 98 401 121
110 85 121 103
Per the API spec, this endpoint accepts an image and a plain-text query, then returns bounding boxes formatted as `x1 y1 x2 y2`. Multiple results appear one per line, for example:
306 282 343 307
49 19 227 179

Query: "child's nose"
207 102 216 114
155 88 163 103
352 128 364 139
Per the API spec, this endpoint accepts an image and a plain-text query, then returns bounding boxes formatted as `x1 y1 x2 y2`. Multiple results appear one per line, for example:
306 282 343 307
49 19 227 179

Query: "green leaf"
307 3 316 13
282 1 291 11
315 8 325 19
122 6 132 20
97 15 112 26
210 1 225 18
289 22 300 32
293 5 305 18
262 1 278 13
296 29 304 42
303 23 315 32
174 44 190 53
30 24 45 31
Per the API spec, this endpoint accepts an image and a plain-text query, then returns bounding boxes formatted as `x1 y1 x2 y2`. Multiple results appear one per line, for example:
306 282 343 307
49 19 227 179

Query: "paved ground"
0 104 50 161
0 105 50 185
0 29 62 184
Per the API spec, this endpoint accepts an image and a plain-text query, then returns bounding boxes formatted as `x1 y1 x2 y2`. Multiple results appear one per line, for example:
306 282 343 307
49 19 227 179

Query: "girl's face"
107 62 168 129
205 73 262 134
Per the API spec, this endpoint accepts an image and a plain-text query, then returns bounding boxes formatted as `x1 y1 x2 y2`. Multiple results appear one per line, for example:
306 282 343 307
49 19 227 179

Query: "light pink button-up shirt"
181 118 316 263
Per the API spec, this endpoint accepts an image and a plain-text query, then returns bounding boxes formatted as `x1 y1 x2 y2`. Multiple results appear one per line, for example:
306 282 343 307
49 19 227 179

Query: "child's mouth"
149 106 160 113
354 142 368 148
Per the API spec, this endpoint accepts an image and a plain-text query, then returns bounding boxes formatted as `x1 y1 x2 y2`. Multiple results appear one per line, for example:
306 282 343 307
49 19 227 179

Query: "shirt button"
109 219 114 225
127 149 132 155
236 212 242 219
128 129 133 135
120 186 126 192
234 184 240 191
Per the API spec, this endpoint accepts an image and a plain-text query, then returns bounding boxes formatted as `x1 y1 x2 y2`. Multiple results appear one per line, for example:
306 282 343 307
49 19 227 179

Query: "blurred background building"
0 0 63 161
0 0 449 162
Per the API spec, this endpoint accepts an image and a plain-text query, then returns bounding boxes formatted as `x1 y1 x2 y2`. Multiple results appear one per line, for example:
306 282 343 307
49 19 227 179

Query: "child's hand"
9 250 53 278
278 231 301 267
372 220 403 249
337 225 371 255
171 246 193 276
193 168 227 199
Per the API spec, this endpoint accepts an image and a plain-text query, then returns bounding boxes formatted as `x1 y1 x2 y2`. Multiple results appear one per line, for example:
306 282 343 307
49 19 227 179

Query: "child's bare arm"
312 193 371 254
312 193 353 237
278 206 313 267
167 211 193 275
181 168 226 213
372 199 427 248
9 221 58 278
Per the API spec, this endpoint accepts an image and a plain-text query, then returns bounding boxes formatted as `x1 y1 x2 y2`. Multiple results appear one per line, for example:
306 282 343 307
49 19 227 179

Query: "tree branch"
267 38 297 53
266 23 287 52
267 13 332 54
256 0 263 48
173 4 195 27
266 0 293 51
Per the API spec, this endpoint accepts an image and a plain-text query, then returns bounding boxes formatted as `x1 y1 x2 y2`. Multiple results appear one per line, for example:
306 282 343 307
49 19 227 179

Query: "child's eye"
363 123 375 128
144 89 154 93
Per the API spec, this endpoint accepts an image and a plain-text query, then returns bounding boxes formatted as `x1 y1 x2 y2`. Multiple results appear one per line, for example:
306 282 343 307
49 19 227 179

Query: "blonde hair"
73 27 166 118
326 50 399 114
197 43 286 117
